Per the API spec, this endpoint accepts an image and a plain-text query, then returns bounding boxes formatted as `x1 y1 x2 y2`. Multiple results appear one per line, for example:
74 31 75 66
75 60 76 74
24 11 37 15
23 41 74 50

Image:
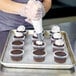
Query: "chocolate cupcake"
53 51 68 63
33 40 46 50
9 49 24 61
50 25 60 35
51 33 62 43
33 50 46 62
52 39 65 52
32 32 38 42
17 25 27 35
13 31 25 41
12 40 24 49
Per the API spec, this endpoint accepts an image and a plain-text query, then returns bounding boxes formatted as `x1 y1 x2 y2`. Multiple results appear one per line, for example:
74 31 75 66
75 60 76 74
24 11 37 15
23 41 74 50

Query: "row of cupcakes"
50 25 68 63
9 25 27 61
53 39 68 63
32 28 68 63
32 32 46 62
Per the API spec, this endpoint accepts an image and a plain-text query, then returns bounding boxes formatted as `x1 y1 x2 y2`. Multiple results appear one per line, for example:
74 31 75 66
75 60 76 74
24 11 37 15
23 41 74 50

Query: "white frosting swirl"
14 32 23 37
51 25 60 33
33 32 37 37
53 33 62 39
36 41 43 45
55 39 64 46
17 25 25 32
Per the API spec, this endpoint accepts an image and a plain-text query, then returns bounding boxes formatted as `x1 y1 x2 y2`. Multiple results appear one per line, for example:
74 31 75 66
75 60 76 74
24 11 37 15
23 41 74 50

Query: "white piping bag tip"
32 18 43 34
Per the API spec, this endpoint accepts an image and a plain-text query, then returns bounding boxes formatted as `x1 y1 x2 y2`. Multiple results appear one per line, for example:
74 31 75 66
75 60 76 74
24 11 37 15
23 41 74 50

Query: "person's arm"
0 0 26 14
42 0 52 13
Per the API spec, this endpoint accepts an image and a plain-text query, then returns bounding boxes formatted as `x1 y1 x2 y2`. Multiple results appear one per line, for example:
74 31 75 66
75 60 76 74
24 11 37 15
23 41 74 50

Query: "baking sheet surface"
0 30 75 69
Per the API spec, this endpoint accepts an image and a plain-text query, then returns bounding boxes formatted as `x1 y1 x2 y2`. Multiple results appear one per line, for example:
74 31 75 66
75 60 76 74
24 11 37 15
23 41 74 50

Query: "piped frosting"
14 32 23 37
51 25 60 33
33 32 37 38
55 39 64 46
36 41 43 45
53 33 62 39
17 25 25 32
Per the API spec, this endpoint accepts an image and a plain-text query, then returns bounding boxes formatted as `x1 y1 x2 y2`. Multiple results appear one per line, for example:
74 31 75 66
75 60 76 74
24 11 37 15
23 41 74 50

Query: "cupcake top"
14 32 23 37
36 41 43 45
51 25 60 33
33 50 45 55
52 33 62 39
34 40 44 46
54 39 64 46
33 32 38 38
12 40 23 45
54 51 68 58
17 25 25 32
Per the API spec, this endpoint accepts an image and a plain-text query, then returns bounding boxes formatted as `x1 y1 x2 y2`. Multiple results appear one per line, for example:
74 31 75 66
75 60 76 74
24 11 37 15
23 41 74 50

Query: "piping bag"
31 0 44 41
32 18 44 41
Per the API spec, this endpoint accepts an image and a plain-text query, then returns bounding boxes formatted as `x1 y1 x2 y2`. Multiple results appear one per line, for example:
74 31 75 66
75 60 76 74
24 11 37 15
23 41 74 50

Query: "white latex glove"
25 0 45 20
35 0 45 18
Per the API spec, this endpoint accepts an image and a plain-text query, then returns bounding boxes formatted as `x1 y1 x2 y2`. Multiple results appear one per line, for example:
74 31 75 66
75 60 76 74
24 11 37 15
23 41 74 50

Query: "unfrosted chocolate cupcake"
12 40 24 49
10 49 24 61
52 39 65 52
53 51 68 63
51 33 62 43
33 50 46 62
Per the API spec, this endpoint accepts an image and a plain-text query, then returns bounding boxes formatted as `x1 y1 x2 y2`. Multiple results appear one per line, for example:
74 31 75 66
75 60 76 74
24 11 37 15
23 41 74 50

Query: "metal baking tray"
0 30 76 69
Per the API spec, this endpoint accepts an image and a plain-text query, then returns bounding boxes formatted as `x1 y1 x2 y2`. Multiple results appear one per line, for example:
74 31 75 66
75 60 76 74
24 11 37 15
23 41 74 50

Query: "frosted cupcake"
13 31 25 41
32 32 38 42
17 25 27 35
51 33 62 43
50 25 60 35
52 39 65 52
33 40 46 50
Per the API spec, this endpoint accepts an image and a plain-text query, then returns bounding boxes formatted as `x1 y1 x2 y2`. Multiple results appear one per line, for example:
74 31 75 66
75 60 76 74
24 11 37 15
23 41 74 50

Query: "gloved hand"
25 0 45 20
